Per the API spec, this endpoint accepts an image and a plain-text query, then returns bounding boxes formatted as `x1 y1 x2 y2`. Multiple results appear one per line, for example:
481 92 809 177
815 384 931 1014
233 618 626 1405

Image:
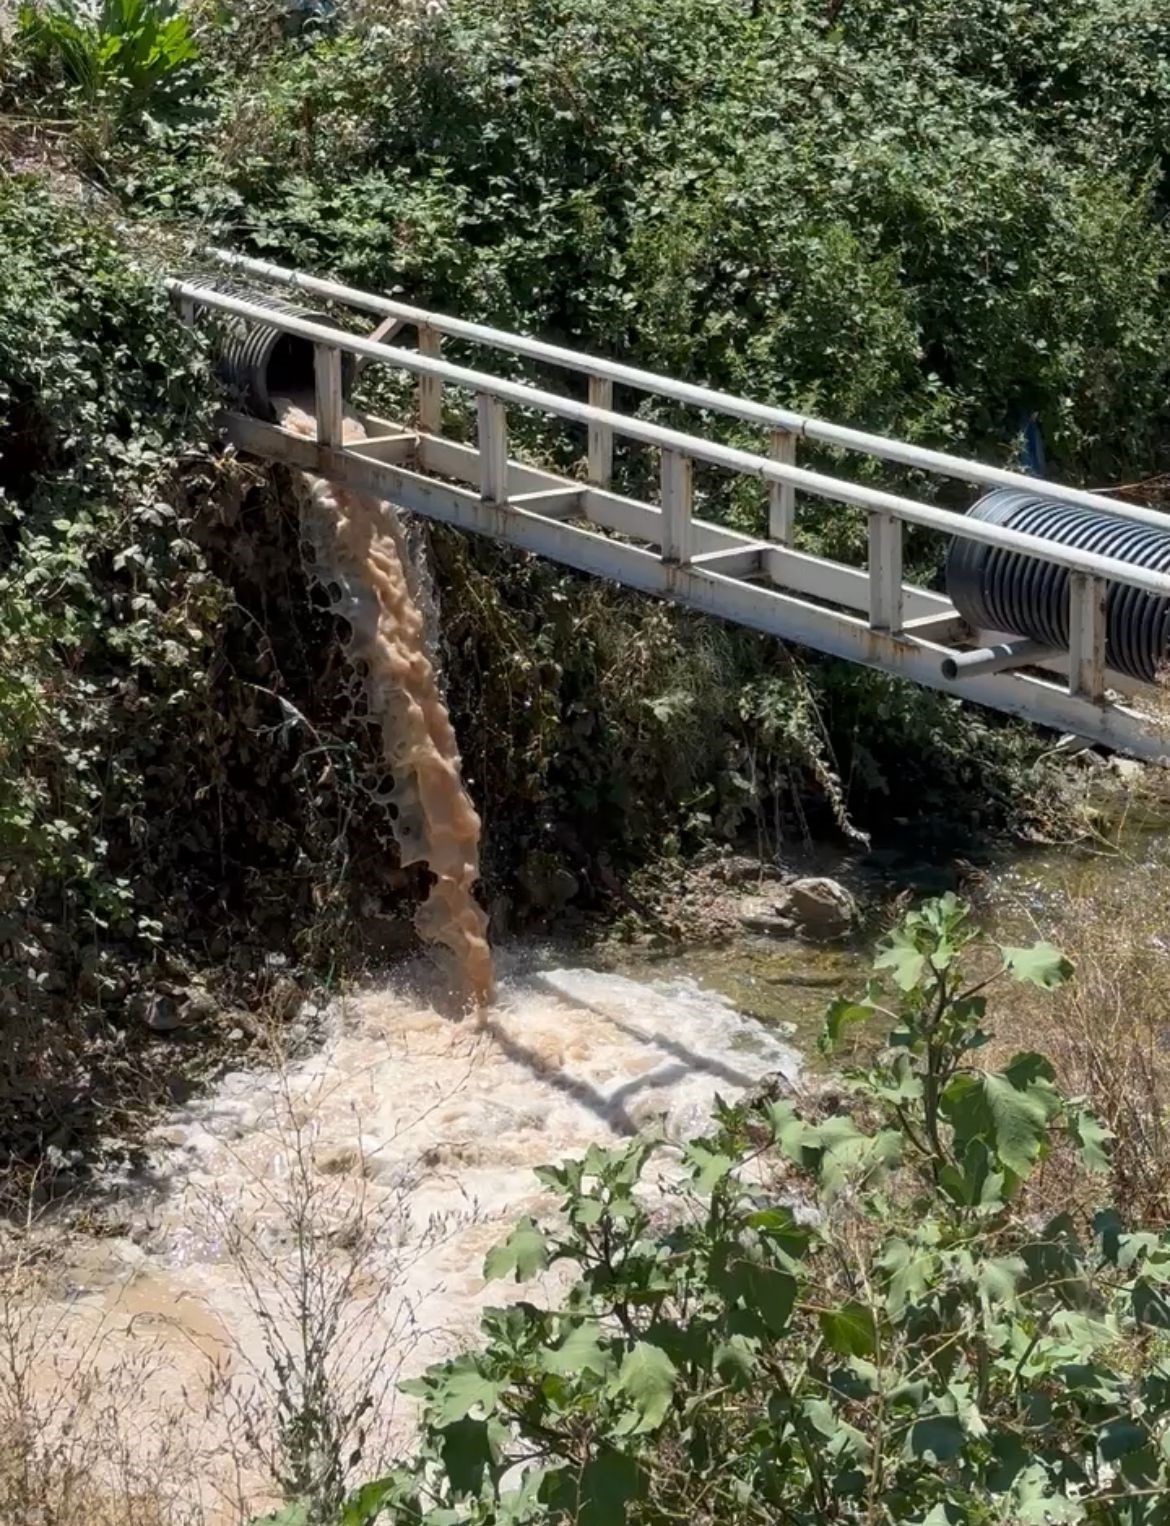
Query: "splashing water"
277 399 494 1007
22 962 801 1521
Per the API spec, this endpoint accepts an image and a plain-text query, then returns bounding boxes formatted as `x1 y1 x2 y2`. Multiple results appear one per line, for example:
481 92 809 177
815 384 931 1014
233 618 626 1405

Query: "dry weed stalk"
0 1179 204 1526
193 1019 485 1522
991 842 1170 1226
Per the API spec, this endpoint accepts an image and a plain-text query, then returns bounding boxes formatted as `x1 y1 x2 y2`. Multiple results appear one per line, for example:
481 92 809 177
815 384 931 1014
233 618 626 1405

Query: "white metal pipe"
940 640 1058 681
166 279 1170 600
203 247 1170 531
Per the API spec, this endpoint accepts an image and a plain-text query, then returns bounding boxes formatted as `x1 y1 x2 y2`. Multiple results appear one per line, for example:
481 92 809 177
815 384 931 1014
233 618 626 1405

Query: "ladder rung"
511 488 586 520
345 432 419 464
690 543 769 570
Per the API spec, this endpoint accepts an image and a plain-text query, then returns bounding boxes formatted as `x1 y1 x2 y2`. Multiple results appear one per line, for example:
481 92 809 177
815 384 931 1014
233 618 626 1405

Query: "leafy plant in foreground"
318 897 1170 1524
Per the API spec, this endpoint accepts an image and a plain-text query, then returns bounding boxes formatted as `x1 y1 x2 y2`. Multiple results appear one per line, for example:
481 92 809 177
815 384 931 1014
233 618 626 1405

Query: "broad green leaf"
868 1051 924 1105
1000 942 1073 990
819 1126 903 1201
907 1414 965 1462
1133 1277 1170 1329
609 1341 677 1435
484 1217 549 1283
766 1100 819 1162
497 1466 550 1524
1047 1309 1118 1353
976 1254 1026 1304
439 1415 499 1495
713 1333 757 1388
1011 1462 1086 1523
947 1379 987 1440
875 930 928 991
742 1261 797 1335
941 1068 1051 1179
1057 1363 1126 1405
1099 1417 1147 1461
804 1399 869 1462
939 1137 1009 1210
1067 1105 1111 1172
684 1137 734 1192
540 1449 644 1526
570 1196 605 1226
340 1475 412 1526
424 1357 502 1425
1001 1050 1060 1103
538 1321 611 1378
819 1300 878 1358
879 1237 937 1318
820 996 874 1051
250 1507 308 1526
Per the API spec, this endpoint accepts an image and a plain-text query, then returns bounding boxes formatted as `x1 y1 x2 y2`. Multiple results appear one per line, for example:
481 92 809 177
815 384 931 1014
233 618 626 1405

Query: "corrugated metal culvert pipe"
946 488 1170 685
181 280 355 420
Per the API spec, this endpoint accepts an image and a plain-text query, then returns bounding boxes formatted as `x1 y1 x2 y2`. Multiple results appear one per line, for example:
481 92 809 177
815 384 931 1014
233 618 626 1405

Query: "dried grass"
988 834 1170 1227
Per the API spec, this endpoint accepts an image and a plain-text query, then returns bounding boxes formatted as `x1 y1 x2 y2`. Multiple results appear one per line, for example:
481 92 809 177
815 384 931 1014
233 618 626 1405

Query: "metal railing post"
868 511 903 633
660 449 693 564
417 323 443 434
768 428 796 545
313 343 343 448
477 393 508 505
587 375 614 486
1069 572 1108 701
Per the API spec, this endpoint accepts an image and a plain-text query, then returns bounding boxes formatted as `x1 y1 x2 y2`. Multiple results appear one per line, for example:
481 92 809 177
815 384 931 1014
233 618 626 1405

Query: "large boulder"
739 876 857 941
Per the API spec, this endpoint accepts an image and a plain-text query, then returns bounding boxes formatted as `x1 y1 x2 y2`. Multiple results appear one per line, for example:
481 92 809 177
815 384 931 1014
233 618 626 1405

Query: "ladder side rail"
167 281 1170 604
202 248 1168 531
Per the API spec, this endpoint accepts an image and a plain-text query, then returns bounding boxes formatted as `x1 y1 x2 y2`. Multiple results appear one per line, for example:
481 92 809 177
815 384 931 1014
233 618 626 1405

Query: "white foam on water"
31 962 799 1518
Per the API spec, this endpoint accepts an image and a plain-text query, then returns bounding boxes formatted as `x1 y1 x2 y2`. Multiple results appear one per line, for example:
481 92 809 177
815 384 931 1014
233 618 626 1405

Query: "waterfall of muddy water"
276 397 493 1007
27 962 800 1521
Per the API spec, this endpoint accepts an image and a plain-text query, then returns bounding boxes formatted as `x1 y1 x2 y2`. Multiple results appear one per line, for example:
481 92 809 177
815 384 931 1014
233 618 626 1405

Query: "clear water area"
602 777 1170 1053
603 937 864 1054
25 781 1170 1519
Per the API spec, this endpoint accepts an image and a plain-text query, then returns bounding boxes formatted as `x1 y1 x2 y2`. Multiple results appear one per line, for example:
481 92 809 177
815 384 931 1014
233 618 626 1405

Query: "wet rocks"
517 853 580 914
130 979 220 1033
713 854 783 887
739 875 857 941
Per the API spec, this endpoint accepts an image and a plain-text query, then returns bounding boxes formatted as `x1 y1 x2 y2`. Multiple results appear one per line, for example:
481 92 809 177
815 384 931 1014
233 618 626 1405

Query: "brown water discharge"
276 399 494 1007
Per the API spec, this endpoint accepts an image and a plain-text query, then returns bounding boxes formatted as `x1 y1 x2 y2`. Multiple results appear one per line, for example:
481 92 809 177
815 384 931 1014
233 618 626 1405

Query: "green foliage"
14 0 202 124
58 0 1153 846
16 0 1143 869
315 898 1170 1524
0 180 218 923
167 0 1170 487
0 181 411 1177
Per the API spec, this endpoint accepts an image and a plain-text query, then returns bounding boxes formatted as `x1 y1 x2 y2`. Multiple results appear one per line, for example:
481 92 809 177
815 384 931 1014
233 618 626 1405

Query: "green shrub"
323 897 1170 1525
14 0 1166 853
178 0 1170 488
14 0 202 123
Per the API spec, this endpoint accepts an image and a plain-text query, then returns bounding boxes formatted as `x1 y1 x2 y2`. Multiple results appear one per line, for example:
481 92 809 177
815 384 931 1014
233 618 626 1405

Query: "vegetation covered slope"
2 0 1169 1173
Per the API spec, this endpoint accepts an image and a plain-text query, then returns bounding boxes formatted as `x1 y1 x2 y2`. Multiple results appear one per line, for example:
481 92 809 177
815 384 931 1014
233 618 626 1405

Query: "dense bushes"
9 0 1169 891
0 184 410 1172
169 0 1170 493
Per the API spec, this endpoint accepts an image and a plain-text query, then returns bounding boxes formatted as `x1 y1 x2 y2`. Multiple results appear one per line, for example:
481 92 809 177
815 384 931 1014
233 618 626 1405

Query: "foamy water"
28 961 798 1519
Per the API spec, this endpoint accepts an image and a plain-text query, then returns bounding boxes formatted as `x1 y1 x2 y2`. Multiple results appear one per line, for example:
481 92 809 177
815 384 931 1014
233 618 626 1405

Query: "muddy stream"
12 410 1170 1519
